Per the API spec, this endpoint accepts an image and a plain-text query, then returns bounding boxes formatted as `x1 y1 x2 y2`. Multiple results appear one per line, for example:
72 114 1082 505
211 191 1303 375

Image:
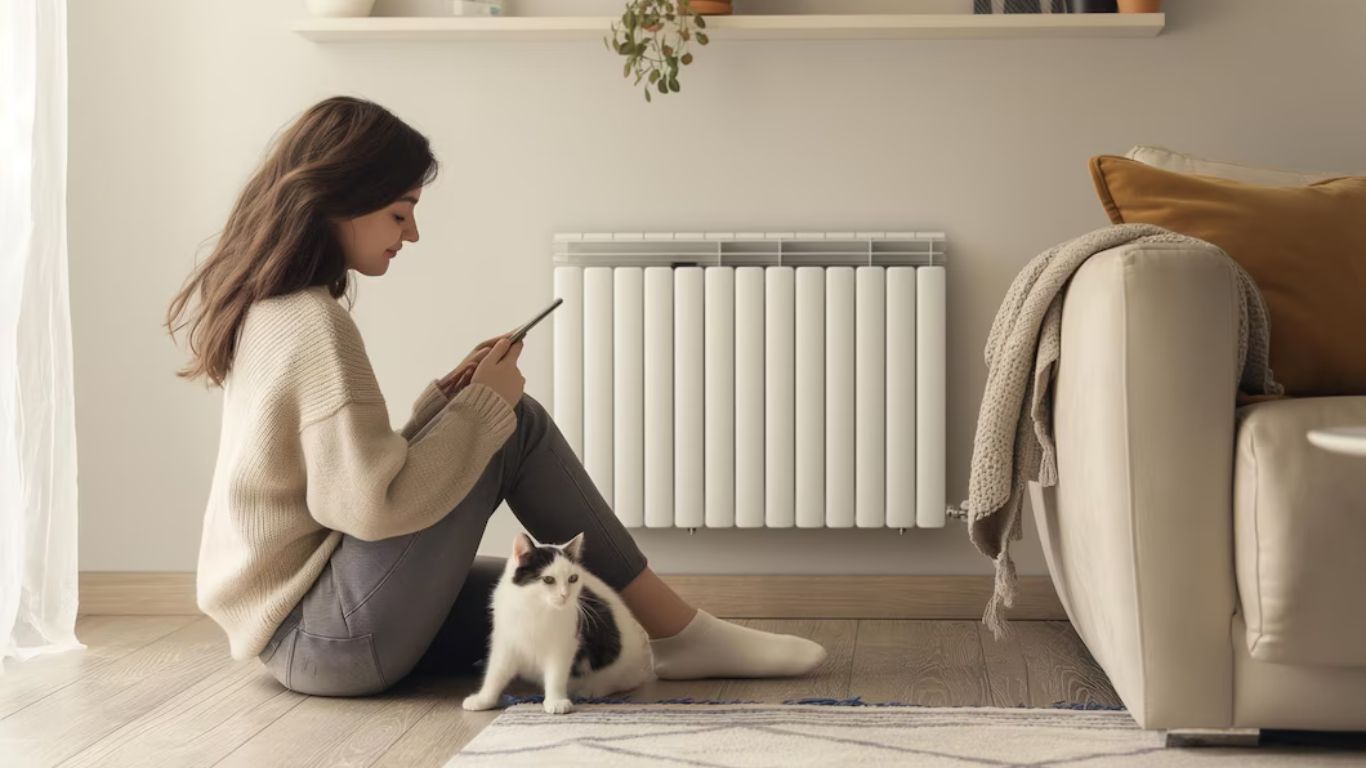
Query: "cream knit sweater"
196 285 517 661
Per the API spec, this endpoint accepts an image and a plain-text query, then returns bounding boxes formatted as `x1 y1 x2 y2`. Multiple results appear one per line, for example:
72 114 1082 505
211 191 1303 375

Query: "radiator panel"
795 267 826 529
765 268 795 528
734 267 766 529
551 232 946 530
703 268 736 528
916 266 948 528
674 268 705 529
855 267 886 529
582 267 614 510
887 267 918 528
825 267 856 529
644 268 673 529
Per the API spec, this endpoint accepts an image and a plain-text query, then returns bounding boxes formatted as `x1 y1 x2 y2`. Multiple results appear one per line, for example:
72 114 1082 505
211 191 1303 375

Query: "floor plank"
977 621 1031 707
0 615 199 720
849 620 991 706
1013 621 1122 709
715 619 858 703
0 618 230 768
213 674 448 768
369 677 499 768
619 674 729 703
58 659 306 768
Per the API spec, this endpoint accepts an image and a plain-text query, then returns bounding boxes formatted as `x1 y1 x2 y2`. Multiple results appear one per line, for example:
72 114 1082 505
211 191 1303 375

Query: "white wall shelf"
292 13 1165 43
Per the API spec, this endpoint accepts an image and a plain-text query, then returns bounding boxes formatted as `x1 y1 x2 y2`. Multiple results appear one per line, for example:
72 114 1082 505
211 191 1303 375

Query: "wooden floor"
0 615 1121 768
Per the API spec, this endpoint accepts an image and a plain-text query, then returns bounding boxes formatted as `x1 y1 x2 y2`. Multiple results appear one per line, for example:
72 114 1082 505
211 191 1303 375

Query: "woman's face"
334 187 422 277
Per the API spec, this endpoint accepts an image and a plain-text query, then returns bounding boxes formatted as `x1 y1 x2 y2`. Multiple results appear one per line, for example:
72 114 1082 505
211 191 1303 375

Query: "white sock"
648 609 828 680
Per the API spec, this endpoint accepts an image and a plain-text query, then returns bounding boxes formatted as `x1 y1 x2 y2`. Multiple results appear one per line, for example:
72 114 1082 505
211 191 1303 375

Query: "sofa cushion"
1125 145 1337 186
1090 155 1366 397
1235 396 1366 666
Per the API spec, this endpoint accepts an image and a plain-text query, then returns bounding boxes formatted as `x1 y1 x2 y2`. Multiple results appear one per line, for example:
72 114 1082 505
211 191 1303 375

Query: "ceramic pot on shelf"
1116 0 1161 12
305 0 377 17
685 1 732 14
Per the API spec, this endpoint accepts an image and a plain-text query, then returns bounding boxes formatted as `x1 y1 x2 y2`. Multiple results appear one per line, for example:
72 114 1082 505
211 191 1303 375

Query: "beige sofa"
1030 148 1366 731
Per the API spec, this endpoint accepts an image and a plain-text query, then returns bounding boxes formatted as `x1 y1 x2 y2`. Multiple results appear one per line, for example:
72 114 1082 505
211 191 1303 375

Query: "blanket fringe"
982 551 1017 641
1037 452 1058 487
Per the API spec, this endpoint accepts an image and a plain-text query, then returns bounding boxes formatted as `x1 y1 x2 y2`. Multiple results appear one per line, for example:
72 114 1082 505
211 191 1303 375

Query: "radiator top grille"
553 231 946 268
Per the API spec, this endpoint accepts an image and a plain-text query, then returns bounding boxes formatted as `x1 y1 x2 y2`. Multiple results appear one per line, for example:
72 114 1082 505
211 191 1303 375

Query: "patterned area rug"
445 702 1361 767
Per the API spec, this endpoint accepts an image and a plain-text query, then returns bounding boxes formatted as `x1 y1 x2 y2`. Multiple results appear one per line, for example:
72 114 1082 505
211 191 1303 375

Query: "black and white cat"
461 531 654 715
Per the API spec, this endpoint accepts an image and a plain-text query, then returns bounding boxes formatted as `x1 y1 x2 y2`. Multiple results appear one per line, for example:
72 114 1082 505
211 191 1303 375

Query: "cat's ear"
513 532 535 561
562 532 585 562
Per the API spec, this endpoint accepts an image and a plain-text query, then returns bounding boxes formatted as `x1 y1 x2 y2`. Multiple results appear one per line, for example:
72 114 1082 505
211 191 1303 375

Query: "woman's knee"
516 392 549 422
511 393 555 448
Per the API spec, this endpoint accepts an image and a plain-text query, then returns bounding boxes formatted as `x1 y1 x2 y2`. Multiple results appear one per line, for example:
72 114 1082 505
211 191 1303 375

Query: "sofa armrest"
1035 240 1242 728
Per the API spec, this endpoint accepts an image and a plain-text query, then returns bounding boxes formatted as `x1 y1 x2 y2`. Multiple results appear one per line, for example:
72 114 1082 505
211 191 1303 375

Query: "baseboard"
78 572 1065 620
80 572 199 616
664 575 1065 620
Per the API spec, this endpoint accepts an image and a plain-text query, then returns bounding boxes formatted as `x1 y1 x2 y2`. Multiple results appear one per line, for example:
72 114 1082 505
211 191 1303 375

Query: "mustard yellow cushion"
1090 155 1366 396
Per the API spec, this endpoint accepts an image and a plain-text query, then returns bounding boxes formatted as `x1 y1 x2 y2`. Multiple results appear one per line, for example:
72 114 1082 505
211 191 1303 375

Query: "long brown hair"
166 96 438 387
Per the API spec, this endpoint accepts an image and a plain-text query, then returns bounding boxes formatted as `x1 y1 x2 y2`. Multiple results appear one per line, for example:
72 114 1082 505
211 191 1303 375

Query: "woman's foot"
648 609 827 679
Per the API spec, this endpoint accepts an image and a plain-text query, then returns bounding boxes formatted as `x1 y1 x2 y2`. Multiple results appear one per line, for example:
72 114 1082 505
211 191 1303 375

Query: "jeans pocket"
259 633 286 666
287 628 388 697
258 615 299 667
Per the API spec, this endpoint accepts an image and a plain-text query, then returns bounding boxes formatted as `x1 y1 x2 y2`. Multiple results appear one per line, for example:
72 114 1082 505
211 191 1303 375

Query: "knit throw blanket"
954 224 1283 639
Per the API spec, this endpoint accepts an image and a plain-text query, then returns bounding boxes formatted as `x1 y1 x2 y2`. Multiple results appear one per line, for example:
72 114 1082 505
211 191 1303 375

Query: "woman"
166 96 826 697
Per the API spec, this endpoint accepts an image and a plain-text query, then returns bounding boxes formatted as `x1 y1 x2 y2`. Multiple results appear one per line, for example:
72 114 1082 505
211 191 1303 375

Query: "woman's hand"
471 336 525 407
439 334 503 397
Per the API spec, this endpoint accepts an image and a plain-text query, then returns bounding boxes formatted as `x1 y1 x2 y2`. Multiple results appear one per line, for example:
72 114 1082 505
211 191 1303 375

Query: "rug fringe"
1049 700 1127 711
783 697 920 707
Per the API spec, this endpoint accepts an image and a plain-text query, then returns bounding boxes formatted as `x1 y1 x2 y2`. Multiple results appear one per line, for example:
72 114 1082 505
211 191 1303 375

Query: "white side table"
1307 427 1366 457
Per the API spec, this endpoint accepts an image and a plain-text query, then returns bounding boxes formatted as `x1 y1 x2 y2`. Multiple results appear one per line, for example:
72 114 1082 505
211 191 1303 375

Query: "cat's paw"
543 697 574 715
462 693 500 711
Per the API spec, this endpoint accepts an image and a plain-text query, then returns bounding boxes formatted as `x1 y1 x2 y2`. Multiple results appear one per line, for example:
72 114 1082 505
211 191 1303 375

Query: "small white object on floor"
648 609 827 679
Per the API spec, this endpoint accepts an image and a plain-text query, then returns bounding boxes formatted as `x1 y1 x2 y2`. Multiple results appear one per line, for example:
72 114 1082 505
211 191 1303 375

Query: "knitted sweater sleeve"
400 378 451 442
300 382 516 541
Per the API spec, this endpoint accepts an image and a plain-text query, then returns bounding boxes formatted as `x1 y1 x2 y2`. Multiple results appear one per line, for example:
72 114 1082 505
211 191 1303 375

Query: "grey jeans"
257 393 649 697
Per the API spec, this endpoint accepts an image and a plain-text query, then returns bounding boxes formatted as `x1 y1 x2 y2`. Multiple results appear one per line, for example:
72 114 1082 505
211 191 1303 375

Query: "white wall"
69 0 1366 573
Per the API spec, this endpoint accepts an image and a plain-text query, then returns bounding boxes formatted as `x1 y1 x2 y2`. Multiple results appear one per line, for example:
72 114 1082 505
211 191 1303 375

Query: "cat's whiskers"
574 593 603 634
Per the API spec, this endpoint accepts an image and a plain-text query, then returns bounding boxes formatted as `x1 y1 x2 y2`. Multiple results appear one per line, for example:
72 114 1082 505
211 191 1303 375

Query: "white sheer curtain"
1 0 83 672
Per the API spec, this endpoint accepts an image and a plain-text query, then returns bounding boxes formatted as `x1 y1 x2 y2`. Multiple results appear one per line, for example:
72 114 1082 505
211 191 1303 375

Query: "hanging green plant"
605 0 711 103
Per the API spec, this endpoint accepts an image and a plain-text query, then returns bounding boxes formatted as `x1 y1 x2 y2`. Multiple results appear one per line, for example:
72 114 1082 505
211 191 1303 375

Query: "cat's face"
510 532 586 610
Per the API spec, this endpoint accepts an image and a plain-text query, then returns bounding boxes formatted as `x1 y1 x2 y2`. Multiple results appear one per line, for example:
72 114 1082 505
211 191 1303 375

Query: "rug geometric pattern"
445 703 1356 767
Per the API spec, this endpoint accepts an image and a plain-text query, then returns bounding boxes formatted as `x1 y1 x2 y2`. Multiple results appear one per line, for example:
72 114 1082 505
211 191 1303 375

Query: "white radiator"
551 232 946 530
